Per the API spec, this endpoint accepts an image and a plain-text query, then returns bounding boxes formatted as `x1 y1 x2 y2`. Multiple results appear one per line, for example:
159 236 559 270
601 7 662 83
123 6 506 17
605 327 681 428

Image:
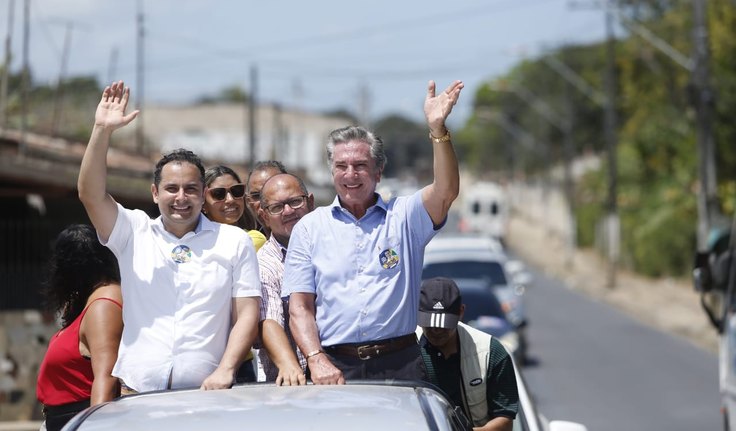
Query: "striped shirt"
257 235 306 380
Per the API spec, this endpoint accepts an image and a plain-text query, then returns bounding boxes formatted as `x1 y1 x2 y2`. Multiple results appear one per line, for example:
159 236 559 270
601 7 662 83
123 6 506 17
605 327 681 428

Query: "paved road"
520 263 722 430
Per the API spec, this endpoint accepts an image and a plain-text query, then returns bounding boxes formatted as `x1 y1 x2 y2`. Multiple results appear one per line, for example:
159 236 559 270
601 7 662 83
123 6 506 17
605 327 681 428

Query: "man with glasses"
255 173 315 384
284 80 463 384
77 81 261 393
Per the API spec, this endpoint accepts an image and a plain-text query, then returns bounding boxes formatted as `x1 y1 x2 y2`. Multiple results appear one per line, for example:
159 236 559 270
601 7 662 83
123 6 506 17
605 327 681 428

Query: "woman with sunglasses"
204 165 267 250
203 165 263 383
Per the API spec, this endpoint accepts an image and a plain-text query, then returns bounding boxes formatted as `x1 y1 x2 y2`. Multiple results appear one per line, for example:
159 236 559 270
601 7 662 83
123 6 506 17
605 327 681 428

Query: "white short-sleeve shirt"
103 203 261 392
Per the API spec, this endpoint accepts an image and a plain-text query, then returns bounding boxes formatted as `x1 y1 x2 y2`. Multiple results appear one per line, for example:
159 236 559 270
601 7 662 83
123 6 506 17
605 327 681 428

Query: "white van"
460 182 509 243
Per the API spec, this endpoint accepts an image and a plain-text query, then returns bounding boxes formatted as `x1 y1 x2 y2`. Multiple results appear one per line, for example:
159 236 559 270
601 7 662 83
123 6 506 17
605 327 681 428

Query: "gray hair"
246 160 288 192
326 126 386 172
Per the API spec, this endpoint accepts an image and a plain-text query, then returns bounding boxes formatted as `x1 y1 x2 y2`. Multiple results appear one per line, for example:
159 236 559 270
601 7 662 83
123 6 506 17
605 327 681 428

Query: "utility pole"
135 0 145 153
357 80 371 128
0 0 15 128
19 0 29 156
603 2 620 288
51 22 73 136
248 64 258 170
562 75 577 269
692 0 719 251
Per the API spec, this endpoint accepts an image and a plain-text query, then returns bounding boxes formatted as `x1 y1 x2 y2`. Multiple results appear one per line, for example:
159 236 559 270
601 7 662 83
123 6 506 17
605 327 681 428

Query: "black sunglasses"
208 184 246 201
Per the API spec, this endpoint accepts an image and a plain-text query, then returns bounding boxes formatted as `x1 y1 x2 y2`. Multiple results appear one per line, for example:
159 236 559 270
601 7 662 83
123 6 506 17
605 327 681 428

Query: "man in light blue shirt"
283 80 464 384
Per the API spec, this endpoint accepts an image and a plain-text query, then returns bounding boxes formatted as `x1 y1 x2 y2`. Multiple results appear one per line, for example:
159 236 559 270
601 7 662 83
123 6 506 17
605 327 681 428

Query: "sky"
1 0 608 127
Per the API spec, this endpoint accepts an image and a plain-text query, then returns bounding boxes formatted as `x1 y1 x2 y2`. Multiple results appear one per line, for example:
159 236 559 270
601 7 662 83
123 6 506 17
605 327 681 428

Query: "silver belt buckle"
357 344 378 360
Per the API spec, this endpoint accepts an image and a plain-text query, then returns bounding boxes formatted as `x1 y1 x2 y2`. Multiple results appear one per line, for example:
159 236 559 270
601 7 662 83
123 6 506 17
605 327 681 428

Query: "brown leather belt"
325 333 417 360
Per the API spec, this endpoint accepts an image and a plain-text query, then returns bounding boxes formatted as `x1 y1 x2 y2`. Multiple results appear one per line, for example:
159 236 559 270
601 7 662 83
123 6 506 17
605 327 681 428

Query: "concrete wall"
0 311 55 422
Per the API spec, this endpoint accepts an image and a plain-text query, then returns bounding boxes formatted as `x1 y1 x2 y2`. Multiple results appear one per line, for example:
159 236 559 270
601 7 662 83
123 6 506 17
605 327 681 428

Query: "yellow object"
247 229 267 251
243 229 266 363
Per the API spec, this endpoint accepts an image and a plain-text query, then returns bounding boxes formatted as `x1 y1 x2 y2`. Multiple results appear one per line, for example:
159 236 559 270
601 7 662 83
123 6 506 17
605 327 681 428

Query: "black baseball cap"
418 277 462 329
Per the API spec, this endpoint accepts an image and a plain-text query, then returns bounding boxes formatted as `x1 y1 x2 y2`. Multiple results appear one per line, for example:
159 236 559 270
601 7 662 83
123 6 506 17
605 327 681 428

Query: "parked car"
61 369 587 431
453 278 520 359
422 246 530 363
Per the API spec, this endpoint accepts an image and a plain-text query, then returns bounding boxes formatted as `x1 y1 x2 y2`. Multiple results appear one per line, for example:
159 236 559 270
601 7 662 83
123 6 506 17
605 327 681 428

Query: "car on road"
61 371 587 431
63 381 472 431
425 233 505 255
454 277 520 359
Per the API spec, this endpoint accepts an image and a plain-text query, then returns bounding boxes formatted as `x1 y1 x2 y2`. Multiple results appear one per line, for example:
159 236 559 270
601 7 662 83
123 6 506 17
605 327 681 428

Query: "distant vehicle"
422 247 530 363
425 234 533 287
459 182 509 243
425 233 505 255
62 374 587 431
454 277 520 358
694 226 736 430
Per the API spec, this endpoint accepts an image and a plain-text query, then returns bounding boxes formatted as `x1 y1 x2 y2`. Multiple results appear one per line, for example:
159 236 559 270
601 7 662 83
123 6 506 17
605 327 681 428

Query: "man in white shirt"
77 81 261 392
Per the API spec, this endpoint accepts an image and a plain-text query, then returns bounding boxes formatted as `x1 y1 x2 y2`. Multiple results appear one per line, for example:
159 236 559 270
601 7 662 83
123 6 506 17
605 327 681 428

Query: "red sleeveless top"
36 298 122 406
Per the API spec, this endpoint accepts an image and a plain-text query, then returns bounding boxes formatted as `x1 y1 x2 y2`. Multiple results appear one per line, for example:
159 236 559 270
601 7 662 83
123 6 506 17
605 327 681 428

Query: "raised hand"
423 80 464 135
95 81 139 130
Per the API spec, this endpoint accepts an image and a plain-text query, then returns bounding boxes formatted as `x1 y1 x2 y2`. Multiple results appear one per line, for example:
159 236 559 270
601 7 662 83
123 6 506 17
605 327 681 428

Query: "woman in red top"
36 224 123 431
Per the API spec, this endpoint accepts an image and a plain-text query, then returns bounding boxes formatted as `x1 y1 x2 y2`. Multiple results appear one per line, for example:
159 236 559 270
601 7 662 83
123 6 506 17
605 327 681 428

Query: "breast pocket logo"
379 248 400 269
171 245 192 264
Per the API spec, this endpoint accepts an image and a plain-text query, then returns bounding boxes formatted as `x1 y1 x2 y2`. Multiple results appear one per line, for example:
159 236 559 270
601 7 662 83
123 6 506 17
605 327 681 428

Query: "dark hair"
246 160 287 192
204 165 241 187
153 148 205 187
259 173 309 207
326 126 386 172
42 224 121 328
204 165 258 230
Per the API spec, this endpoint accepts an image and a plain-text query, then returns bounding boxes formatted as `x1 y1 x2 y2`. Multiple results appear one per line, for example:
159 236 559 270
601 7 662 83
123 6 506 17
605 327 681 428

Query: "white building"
130 103 351 187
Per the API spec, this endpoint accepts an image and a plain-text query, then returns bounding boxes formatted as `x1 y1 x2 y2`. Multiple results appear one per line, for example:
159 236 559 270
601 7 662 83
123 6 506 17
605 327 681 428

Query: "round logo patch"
379 248 400 269
171 245 192 263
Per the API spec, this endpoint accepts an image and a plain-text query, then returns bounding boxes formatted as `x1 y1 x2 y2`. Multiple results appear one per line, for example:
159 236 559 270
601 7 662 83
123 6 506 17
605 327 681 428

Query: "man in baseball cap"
417 277 518 431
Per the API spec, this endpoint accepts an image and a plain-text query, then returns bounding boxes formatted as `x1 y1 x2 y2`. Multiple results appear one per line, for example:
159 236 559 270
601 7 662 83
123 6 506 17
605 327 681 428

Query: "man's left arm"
201 296 260 390
421 80 464 226
477 338 519 431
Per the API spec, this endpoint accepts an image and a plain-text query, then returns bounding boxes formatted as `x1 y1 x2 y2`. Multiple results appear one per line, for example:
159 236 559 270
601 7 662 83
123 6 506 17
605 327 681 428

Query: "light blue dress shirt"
282 190 442 346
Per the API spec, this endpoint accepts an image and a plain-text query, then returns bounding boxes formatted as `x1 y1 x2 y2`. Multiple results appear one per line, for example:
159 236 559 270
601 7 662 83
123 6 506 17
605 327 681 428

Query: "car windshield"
459 288 506 322
423 261 508 286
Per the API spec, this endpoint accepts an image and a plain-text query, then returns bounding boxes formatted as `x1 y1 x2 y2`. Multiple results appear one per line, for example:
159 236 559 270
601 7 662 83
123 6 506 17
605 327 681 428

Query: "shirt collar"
330 193 388 217
153 213 213 238
267 234 288 262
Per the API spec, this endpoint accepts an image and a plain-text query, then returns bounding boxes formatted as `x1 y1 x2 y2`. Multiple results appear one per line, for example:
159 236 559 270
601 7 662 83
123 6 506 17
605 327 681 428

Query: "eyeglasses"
208 184 246 201
247 191 261 201
264 195 308 215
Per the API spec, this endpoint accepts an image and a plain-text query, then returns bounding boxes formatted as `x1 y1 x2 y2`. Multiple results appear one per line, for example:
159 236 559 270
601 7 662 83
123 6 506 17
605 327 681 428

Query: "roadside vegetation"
456 0 736 277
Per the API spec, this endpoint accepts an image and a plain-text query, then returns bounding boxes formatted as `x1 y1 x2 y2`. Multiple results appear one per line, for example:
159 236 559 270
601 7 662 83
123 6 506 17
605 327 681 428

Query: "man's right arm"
289 292 345 385
78 81 139 242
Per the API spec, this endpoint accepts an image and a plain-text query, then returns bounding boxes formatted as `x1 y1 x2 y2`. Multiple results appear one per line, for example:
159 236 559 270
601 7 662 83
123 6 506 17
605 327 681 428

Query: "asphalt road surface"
520 263 722 430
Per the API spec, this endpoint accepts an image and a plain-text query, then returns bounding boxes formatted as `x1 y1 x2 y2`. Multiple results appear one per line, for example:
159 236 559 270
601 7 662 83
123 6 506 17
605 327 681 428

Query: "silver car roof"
65 383 459 431
423 248 509 265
